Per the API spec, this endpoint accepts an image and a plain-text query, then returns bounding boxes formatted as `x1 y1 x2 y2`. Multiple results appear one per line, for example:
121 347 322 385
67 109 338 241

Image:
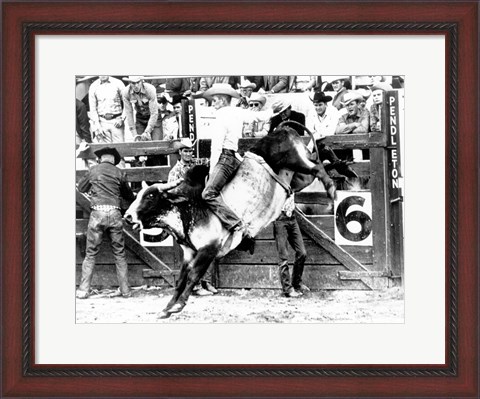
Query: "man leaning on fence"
122 75 159 142
76 145 135 299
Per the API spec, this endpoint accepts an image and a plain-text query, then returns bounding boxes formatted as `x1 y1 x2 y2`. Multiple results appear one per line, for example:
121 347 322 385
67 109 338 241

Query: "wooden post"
384 90 404 280
370 95 391 273
369 147 391 273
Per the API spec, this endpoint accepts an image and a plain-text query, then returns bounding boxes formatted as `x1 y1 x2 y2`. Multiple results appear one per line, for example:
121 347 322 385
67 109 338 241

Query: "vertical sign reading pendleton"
385 89 404 276
187 98 197 143
386 91 401 197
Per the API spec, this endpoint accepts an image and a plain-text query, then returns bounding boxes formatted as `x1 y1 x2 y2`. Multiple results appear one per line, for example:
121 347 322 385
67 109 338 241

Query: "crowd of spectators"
76 74 403 160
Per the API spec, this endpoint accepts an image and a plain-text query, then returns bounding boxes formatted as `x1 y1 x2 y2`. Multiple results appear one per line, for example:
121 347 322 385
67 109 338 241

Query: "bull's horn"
155 178 183 192
141 181 149 189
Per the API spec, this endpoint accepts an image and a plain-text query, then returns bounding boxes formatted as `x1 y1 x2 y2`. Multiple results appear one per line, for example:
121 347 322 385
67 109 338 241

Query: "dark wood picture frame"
2 1 478 397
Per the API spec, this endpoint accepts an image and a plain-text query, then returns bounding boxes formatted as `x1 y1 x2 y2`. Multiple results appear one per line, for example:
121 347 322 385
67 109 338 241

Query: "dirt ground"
76 286 404 324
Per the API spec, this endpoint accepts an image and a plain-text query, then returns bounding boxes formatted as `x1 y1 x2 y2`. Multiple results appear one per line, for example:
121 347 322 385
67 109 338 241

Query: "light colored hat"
157 93 171 104
325 75 349 83
354 88 372 100
203 83 240 99
248 93 266 106
76 76 96 83
341 91 364 106
239 78 256 89
371 82 393 92
123 75 145 83
173 138 194 152
271 99 292 116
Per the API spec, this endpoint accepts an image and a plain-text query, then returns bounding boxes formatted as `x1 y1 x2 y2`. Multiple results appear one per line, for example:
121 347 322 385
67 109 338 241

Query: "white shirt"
210 106 272 171
282 194 296 217
309 105 340 139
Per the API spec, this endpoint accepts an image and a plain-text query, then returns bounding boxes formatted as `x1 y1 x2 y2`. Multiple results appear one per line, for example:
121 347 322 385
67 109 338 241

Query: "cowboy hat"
248 93 266 106
371 82 393 92
203 83 240 99
94 146 122 165
271 99 292 116
324 75 349 83
157 93 171 104
239 79 256 90
123 75 145 83
172 138 194 152
310 91 333 103
340 91 364 106
354 88 372 100
76 75 96 83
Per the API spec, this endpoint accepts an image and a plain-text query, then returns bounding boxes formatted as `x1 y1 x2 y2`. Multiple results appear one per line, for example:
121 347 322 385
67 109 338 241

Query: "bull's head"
124 179 183 232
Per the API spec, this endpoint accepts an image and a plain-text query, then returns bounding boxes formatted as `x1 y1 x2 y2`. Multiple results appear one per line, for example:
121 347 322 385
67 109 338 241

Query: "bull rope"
243 152 292 195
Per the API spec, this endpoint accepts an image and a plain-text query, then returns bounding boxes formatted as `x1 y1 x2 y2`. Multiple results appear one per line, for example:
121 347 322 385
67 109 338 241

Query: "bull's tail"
276 120 321 164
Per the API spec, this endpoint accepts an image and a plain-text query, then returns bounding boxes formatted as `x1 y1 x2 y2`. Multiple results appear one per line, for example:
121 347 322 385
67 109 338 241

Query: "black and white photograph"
74 74 405 323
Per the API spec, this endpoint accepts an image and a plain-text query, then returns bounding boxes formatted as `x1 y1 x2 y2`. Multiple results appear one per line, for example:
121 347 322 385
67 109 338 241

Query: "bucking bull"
125 122 352 318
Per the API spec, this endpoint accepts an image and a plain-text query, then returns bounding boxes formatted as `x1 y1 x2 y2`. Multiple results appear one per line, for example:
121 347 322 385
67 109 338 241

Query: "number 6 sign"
334 191 373 246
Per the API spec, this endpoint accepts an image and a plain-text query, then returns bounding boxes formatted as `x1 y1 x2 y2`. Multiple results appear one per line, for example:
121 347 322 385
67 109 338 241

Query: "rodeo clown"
76 144 135 299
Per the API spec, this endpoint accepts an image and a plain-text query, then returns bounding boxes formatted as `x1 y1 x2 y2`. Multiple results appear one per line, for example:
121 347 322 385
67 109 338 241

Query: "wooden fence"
76 92 403 291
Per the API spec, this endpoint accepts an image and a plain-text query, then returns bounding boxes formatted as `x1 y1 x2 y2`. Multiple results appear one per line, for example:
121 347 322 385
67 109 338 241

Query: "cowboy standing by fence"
273 194 309 298
76 146 135 299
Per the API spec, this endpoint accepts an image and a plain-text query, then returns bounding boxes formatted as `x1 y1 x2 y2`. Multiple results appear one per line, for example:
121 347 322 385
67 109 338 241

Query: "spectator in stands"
76 99 92 145
165 78 191 97
203 76 235 89
239 78 256 98
355 88 372 112
245 76 264 92
268 100 306 136
198 77 209 92
370 82 393 132
156 93 177 141
248 93 266 112
171 95 189 138
307 92 357 177
245 93 268 137
122 76 159 142
273 193 309 298
292 76 317 92
88 76 126 143
237 79 256 109
188 77 201 94
335 91 370 134
309 91 338 138
263 75 289 94
328 76 350 110
76 146 135 299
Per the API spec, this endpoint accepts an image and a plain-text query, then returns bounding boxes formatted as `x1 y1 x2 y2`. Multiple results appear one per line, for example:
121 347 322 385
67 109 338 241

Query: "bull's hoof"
168 303 185 314
158 310 172 319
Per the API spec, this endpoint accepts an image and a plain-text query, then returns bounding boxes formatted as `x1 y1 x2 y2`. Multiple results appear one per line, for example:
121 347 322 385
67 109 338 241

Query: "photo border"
2 2 478 397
